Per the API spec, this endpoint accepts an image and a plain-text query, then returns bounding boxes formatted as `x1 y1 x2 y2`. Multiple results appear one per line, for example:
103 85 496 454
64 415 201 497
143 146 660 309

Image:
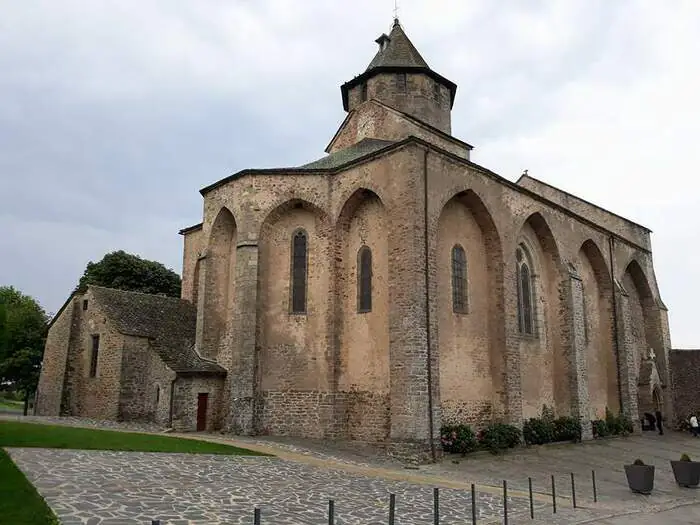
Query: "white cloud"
0 0 698 346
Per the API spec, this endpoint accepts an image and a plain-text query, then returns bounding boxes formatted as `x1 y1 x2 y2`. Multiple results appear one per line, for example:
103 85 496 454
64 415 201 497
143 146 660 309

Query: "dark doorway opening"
196 393 208 431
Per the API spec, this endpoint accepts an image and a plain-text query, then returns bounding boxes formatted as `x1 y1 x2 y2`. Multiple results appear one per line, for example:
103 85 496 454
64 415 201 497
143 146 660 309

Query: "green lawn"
0 449 58 525
0 399 23 412
0 421 266 525
0 420 264 455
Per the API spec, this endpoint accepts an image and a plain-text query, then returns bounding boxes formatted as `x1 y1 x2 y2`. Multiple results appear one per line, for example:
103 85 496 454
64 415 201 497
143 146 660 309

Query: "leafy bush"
592 419 610 438
553 416 582 442
681 453 692 462
603 407 634 437
440 424 477 455
523 418 555 445
479 423 522 454
633 458 645 466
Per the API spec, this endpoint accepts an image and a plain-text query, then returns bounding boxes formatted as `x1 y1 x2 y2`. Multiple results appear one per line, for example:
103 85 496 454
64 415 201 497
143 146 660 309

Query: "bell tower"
340 19 457 135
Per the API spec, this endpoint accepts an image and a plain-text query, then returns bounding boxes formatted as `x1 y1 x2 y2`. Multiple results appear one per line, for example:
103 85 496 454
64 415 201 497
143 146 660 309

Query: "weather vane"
394 0 399 20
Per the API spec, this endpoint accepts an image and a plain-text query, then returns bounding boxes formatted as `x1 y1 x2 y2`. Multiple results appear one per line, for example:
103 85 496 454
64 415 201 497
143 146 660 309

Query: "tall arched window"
516 245 534 334
291 229 308 313
451 244 468 313
357 246 372 312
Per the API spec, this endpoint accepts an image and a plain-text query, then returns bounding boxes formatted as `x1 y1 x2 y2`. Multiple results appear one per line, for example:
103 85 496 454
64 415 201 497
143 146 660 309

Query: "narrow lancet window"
451 244 468 313
357 246 372 313
291 230 308 313
516 246 535 334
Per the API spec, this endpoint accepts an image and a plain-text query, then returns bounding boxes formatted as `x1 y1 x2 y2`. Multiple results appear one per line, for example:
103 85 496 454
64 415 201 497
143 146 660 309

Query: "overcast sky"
1 1 698 347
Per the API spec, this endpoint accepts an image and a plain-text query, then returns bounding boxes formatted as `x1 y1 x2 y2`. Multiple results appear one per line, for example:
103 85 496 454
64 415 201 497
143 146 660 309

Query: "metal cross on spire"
394 0 400 21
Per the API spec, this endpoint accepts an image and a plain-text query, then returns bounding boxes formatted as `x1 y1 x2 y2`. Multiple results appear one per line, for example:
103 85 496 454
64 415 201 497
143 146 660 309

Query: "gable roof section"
324 99 473 154
301 138 396 169
90 286 225 376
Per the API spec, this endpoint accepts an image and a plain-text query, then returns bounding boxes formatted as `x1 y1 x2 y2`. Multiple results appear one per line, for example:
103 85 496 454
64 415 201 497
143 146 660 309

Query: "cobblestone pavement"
6 416 700 523
8 448 537 525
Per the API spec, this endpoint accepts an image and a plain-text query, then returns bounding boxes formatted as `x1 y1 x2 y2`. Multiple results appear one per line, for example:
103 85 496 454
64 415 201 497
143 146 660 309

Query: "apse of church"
77 18 665 459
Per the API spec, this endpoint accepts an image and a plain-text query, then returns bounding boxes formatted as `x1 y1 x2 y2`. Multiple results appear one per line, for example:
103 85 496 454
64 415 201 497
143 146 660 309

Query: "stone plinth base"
386 440 442 465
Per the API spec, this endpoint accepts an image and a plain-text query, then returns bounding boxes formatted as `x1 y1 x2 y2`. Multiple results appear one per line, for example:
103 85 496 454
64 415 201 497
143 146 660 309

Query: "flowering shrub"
440 424 477 455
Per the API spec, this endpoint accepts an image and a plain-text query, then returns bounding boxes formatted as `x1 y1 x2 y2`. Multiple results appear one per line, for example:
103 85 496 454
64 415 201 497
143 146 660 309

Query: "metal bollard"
433 487 440 525
571 472 577 509
592 469 598 503
503 480 508 525
528 477 534 519
389 493 396 525
328 499 334 525
551 475 557 514
151 521 161 525
471 483 477 524
254 507 261 525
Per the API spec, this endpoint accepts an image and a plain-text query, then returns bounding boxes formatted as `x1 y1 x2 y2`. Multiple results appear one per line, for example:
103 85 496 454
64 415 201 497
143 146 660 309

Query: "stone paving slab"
7 448 538 525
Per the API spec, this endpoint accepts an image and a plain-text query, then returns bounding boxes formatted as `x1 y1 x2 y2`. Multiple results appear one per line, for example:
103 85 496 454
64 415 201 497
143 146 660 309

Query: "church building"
37 19 673 459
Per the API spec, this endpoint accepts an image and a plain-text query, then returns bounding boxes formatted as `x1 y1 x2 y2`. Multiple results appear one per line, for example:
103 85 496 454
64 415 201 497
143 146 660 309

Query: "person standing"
690 415 699 437
655 410 664 435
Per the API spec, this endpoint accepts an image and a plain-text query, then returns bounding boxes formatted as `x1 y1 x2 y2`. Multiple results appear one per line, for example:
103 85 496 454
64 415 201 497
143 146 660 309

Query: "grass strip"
0 449 58 525
0 421 266 455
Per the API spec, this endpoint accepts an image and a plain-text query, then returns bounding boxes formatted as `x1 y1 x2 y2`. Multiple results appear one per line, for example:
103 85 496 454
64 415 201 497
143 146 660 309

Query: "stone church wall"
191 137 670 448
171 375 224 432
670 349 700 426
35 297 76 416
118 336 176 426
180 224 203 304
59 290 124 420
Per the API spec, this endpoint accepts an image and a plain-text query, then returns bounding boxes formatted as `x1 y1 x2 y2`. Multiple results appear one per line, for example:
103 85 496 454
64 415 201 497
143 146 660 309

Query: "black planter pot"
671 460 700 488
624 464 655 494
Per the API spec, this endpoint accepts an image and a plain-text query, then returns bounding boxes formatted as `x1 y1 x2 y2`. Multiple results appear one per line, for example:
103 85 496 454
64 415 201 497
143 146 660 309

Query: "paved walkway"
8 448 533 524
5 415 700 523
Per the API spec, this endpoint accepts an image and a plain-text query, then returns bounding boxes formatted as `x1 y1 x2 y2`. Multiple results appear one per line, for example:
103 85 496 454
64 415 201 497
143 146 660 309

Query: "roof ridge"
89 285 189 304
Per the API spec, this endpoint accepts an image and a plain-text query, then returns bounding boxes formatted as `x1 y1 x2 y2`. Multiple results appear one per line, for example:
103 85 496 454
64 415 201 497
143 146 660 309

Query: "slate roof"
90 286 225 376
299 138 396 169
366 19 430 70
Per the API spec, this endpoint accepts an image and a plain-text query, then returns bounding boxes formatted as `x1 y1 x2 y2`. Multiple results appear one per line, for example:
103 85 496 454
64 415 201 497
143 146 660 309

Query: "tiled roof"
90 286 225 376
299 138 396 169
366 19 430 70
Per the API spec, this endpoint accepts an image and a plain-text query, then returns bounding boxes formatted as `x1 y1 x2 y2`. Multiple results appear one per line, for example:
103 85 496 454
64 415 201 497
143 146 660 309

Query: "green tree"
75 250 181 297
0 287 49 414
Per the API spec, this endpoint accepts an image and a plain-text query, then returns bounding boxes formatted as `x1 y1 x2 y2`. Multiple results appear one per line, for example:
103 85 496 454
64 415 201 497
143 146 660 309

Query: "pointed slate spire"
340 19 457 123
366 19 430 70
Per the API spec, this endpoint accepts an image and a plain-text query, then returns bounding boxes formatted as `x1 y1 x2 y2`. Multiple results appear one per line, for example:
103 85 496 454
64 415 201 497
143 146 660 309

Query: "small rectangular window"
82 299 88 311
360 83 368 102
89 335 100 378
397 73 407 92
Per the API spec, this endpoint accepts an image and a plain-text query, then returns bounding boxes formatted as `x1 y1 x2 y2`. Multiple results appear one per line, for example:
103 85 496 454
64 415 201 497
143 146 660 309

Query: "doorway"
196 393 208 431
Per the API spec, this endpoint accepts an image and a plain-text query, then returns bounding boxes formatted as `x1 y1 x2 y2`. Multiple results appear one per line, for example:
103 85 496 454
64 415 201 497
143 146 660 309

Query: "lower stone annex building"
36 19 675 457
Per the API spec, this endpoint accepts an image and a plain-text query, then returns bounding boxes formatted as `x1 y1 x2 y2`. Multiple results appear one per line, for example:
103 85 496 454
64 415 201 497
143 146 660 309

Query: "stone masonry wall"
118 336 176 426
328 100 469 159
181 226 203 303
35 298 76 416
60 290 124 420
195 133 670 450
670 349 700 426
171 375 225 432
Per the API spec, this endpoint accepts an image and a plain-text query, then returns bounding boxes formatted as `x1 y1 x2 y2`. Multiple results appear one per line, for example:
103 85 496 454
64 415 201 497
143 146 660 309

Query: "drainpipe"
609 236 624 414
423 148 436 461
